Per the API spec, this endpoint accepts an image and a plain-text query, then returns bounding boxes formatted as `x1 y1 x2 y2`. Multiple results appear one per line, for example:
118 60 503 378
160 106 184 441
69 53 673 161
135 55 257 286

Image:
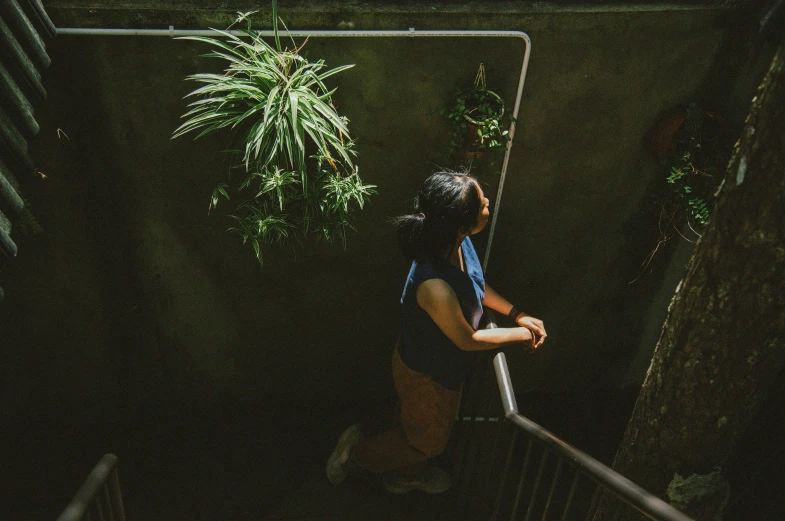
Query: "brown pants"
354 347 461 474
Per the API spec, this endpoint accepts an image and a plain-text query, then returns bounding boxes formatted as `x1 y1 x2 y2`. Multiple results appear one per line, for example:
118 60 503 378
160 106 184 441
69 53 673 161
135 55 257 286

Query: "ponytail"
393 171 482 262
394 213 427 261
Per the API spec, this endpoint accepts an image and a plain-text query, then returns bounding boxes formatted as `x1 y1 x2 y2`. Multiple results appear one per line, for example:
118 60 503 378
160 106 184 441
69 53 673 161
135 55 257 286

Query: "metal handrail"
55 453 126 521
491 350 694 521
55 26 532 275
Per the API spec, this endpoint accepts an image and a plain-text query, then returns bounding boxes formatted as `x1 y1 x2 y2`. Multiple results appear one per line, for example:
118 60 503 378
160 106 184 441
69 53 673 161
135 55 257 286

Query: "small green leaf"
252 239 262 264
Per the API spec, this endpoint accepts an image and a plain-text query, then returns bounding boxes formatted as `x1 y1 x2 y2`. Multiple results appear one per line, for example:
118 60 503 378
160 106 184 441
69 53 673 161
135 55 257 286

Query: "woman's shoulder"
410 258 448 282
402 259 449 303
417 277 455 300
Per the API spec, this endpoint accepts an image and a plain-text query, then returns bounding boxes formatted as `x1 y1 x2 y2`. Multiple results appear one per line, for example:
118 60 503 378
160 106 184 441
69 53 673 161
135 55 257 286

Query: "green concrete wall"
0 3 755 426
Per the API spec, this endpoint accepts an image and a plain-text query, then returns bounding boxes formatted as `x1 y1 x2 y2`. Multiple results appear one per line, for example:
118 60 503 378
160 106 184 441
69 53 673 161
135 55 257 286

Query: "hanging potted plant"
649 101 731 228
442 64 510 164
631 101 734 282
172 5 375 265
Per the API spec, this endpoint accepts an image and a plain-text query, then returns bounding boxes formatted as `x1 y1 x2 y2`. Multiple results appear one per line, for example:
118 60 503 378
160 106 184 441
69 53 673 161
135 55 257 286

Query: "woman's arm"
416 279 534 352
482 283 516 316
483 283 547 347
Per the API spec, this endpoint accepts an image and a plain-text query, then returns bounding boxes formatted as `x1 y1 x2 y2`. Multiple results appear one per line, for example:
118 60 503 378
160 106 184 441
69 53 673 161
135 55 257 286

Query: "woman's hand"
418 280 542 352
516 315 547 348
513 327 536 349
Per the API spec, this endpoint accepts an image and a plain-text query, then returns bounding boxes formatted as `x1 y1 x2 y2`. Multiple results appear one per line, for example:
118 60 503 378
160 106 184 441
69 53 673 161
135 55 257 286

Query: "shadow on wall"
0 4 770 520
0 6 754 425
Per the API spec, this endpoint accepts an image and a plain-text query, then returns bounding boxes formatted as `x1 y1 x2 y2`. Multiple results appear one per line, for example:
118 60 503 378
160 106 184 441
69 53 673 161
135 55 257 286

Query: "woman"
326 171 546 494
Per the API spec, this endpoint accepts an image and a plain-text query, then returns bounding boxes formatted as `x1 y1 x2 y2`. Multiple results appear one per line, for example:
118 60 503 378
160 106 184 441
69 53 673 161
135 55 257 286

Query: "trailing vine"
440 64 511 169
633 101 734 281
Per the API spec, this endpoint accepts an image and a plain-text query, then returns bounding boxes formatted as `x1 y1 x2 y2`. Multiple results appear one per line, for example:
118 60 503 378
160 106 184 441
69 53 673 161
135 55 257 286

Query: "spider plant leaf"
176 36 247 61
172 112 226 139
307 95 350 136
209 28 259 54
279 117 296 171
232 103 266 129
185 97 230 109
175 15 369 264
252 239 262 264
288 91 303 150
263 86 280 128
316 63 355 81
300 118 327 153
272 0 281 51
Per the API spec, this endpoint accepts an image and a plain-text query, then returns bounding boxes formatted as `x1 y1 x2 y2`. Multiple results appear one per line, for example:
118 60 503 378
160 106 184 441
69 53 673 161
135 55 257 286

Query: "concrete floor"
261 470 456 521
3 384 640 521
3 396 461 521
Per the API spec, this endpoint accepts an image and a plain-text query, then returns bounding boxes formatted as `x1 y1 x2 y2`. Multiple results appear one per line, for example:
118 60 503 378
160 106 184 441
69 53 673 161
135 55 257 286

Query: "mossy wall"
0 2 756 427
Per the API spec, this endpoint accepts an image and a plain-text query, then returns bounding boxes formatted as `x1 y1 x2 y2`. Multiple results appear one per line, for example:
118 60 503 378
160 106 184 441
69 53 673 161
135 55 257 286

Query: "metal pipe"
496 348 695 521
506 411 693 521
0 158 20 189
584 485 603 521
494 352 519 417
56 454 120 521
55 26 532 272
483 32 531 272
560 470 581 521
612 499 626 521
0 105 32 168
491 428 519 521
481 406 509 510
0 164 24 216
484 309 499 330
0 60 39 136
0 230 13 257
0 208 17 257
541 459 564 521
0 14 47 99
110 468 126 521
0 207 11 234
94 487 106 521
523 450 550 521
1 0 51 67
510 439 536 520
457 355 496 504
22 0 56 39
453 357 483 478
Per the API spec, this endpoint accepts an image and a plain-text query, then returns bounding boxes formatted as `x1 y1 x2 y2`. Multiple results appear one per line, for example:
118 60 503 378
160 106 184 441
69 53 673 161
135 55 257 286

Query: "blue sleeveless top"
398 237 486 390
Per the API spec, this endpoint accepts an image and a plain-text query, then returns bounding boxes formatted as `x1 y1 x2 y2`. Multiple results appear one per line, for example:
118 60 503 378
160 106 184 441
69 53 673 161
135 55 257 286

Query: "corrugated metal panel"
0 0 55 300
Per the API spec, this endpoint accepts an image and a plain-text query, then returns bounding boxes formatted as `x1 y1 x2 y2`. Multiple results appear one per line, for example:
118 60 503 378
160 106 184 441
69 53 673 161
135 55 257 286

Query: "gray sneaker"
326 423 363 485
383 466 452 494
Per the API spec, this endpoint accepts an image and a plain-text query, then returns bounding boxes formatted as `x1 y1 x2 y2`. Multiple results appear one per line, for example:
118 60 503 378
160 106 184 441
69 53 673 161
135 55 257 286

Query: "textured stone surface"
603 38 785 521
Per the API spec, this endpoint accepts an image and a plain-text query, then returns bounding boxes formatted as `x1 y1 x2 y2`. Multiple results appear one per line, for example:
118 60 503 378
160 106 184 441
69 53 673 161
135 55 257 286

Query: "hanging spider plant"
172 7 375 265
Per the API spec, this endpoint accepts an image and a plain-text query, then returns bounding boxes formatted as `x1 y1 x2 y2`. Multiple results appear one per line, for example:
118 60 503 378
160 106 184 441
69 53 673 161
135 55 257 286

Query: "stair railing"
55 453 126 521
451 312 694 521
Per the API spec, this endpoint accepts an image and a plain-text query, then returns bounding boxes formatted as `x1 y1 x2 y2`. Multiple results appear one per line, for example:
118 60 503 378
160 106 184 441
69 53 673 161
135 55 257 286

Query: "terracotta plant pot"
463 122 485 160
461 90 504 159
650 106 730 161
651 111 687 160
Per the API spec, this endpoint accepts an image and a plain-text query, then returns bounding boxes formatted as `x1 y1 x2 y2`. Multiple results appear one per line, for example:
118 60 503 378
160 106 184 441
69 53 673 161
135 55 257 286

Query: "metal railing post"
454 310 696 521
56 454 126 521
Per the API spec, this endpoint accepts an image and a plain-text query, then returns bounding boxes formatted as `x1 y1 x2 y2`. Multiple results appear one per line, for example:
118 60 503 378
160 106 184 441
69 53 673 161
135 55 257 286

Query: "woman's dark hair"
394 170 482 261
